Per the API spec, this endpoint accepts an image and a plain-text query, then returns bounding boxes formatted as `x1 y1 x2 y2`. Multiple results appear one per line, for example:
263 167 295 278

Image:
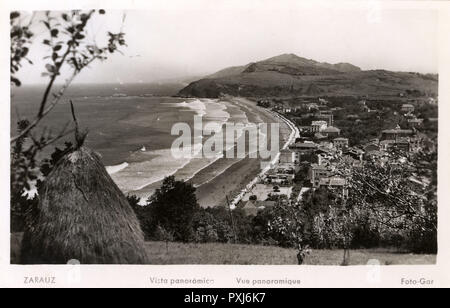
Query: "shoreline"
194 96 298 208
102 95 296 208
110 97 231 202
224 98 299 208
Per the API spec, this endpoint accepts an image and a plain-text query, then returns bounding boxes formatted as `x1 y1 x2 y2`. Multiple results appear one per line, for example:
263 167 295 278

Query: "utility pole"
226 195 238 244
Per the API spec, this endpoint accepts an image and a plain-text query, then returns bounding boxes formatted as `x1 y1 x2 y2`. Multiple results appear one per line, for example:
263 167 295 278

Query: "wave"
164 99 207 117
109 97 269 203
193 157 245 187
110 148 193 193
106 162 130 175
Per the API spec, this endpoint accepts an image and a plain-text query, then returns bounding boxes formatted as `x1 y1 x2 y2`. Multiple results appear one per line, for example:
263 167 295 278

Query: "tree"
192 210 220 243
10 10 127 231
154 225 175 253
249 195 257 201
343 149 437 253
11 10 126 143
268 202 311 265
145 176 200 242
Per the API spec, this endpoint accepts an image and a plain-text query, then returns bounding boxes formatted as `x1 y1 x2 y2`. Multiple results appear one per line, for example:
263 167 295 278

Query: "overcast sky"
16 4 438 85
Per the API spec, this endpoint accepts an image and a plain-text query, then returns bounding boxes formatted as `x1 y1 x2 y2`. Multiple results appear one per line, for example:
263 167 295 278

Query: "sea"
11 83 260 203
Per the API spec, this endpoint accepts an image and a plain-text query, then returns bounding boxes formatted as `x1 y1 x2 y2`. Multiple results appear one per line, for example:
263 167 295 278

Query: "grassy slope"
178 70 438 98
145 242 436 265
10 233 435 265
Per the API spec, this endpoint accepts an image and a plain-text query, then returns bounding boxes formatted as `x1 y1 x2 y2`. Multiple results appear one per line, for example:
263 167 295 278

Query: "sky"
15 3 439 85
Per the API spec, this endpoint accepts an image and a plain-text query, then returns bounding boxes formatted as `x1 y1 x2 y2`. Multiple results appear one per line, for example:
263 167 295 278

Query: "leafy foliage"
10 10 127 232
10 11 34 87
141 176 200 242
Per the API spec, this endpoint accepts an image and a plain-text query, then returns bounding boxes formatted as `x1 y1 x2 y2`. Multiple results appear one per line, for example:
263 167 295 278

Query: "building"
242 200 276 216
392 140 410 152
380 140 396 151
364 142 380 152
309 164 331 188
381 126 414 140
343 148 364 162
279 149 295 164
408 118 424 127
318 177 348 198
314 133 328 140
266 163 297 185
242 200 260 216
364 150 385 161
401 104 415 113
319 141 334 150
346 114 359 120
311 121 328 133
333 137 349 149
318 98 329 105
380 139 410 152
321 126 341 137
306 103 319 111
256 201 276 210
289 142 318 163
315 111 334 126
266 173 293 185
409 136 423 152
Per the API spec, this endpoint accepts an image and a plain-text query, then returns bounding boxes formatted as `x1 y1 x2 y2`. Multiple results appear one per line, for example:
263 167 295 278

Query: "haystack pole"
21 102 150 264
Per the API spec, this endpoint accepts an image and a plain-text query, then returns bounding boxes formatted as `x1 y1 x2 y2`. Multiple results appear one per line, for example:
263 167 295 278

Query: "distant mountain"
206 65 250 79
177 53 437 98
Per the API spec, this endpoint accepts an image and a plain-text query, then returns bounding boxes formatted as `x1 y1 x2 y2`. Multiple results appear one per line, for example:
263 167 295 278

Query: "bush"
132 176 200 242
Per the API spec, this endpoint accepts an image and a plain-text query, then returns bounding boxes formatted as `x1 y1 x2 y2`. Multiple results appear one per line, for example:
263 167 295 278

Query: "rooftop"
311 121 328 126
290 142 318 149
322 126 341 133
256 201 276 208
311 164 328 170
366 150 384 156
380 140 396 145
382 129 413 134
319 177 346 186
243 201 258 209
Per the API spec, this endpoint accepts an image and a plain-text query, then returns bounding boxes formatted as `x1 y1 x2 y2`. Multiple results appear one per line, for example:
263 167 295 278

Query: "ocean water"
11 84 256 202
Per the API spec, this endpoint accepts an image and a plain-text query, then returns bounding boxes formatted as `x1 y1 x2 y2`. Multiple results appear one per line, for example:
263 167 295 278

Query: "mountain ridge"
177 53 438 98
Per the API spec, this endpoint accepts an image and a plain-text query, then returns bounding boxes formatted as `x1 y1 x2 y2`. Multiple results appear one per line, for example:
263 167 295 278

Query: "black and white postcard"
1 0 449 289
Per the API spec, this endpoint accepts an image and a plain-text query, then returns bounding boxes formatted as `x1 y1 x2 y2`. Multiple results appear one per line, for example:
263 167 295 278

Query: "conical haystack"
21 147 150 264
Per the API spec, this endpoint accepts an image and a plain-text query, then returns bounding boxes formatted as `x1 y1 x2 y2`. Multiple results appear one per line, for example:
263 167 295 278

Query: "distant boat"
140 146 146 152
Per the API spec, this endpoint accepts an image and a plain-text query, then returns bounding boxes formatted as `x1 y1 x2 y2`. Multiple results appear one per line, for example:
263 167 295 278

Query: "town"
239 95 438 220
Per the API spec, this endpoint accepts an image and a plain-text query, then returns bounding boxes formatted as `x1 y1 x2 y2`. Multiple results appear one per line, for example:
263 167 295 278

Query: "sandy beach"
194 96 293 208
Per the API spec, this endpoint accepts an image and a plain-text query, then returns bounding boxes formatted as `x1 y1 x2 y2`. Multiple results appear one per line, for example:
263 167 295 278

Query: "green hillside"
178 54 438 98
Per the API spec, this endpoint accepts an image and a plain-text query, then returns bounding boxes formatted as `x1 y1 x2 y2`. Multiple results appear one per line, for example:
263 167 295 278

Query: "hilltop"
177 53 438 98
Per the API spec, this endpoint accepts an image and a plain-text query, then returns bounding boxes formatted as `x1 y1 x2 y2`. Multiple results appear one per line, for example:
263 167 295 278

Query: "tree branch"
10 71 78 143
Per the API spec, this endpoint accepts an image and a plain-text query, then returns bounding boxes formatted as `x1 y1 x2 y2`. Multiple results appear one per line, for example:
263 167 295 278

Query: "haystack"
21 147 150 264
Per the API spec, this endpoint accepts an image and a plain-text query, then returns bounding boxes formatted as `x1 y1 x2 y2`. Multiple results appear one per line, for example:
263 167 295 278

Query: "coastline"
100 95 296 208
194 96 298 208
19 94 296 208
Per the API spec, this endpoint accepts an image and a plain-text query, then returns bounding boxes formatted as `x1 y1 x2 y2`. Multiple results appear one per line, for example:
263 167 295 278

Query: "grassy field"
11 232 435 265
145 241 436 265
